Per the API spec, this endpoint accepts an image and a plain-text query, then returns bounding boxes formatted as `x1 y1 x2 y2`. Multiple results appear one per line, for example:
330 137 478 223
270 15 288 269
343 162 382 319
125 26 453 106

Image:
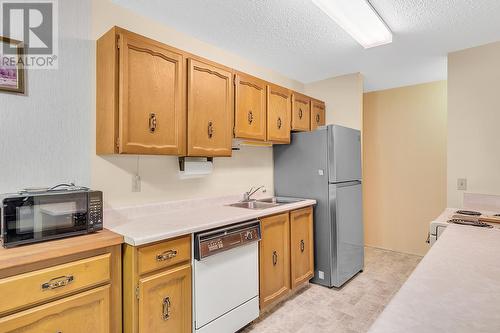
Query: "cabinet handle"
300 240 305 253
162 296 171 321
149 113 157 133
277 117 282 129
156 250 177 262
248 110 254 124
272 251 278 266
316 114 320 124
41 275 74 290
208 121 214 139
298 108 303 119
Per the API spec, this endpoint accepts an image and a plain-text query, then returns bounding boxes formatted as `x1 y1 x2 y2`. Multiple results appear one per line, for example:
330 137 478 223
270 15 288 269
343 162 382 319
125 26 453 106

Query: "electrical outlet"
457 178 467 191
132 174 141 192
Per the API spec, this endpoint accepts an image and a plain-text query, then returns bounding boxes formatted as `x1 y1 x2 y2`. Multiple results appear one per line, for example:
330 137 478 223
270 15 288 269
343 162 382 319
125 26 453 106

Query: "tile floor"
241 247 422 333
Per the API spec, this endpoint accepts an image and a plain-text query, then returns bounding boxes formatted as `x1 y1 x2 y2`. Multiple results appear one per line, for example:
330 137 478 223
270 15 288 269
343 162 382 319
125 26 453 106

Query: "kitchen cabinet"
123 235 192 333
259 212 290 310
187 58 233 157
0 230 123 333
96 27 186 155
234 73 267 141
267 84 291 144
290 207 314 289
138 264 191 333
310 100 326 131
291 93 311 131
0 286 110 333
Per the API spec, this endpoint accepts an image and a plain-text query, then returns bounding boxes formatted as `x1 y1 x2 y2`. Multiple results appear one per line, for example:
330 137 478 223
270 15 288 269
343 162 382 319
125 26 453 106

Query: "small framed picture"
0 36 25 94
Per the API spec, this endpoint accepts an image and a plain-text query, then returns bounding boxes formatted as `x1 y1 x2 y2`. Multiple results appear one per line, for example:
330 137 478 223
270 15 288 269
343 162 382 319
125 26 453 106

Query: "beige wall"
91 0 304 207
363 81 447 256
305 73 364 130
447 42 500 208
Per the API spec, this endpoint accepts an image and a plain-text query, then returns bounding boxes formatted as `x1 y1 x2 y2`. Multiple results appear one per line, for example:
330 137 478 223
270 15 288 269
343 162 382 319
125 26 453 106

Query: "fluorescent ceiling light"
311 0 392 49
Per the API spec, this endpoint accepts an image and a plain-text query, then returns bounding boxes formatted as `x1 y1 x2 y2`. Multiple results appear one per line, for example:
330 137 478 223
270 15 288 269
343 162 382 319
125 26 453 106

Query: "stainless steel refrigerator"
274 125 364 288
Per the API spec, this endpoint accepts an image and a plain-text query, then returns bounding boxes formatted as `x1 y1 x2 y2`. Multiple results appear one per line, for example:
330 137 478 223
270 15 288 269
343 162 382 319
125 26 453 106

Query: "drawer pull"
156 250 178 262
300 240 305 253
298 108 303 119
41 275 74 291
272 251 278 266
162 296 171 321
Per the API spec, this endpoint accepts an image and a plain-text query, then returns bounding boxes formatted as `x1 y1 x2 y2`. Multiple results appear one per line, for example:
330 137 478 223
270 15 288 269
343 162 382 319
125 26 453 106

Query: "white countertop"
369 224 500 333
104 195 316 246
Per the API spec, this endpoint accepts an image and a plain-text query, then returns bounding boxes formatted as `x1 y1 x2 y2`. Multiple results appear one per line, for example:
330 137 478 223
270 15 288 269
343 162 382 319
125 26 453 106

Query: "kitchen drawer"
0 253 111 316
0 285 110 333
138 235 191 275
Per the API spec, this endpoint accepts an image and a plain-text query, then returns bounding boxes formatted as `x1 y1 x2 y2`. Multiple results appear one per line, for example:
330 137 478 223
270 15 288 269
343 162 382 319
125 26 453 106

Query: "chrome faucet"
242 186 267 202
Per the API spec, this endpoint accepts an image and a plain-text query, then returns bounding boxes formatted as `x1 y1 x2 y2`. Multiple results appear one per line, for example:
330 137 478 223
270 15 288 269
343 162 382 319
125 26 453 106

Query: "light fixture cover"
312 0 392 48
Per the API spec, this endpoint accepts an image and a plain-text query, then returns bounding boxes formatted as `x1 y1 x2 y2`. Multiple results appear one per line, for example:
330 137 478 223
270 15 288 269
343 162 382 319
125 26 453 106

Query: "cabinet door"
259 213 290 310
267 84 291 144
291 93 311 131
187 58 233 157
310 100 326 131
138 264 191 333
0 286 110 333
290 207 314 289
234 73 267 141
119 32 185 155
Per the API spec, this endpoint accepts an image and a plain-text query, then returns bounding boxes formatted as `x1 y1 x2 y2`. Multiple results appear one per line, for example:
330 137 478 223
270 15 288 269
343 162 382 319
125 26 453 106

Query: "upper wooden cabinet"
96 27 186 155
291 93 311 131
267 84 291 144
234 73 267 141
259 212 290 310
310 100 326 131
290 207 314 289
187 58 233 157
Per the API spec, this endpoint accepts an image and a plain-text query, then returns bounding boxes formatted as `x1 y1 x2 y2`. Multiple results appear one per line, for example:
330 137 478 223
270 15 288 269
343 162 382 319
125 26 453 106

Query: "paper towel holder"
178 157 213 172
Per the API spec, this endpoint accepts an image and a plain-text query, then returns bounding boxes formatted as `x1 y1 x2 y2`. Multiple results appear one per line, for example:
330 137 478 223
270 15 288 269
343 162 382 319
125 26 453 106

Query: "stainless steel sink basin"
228 201 279 210
257 197 304 204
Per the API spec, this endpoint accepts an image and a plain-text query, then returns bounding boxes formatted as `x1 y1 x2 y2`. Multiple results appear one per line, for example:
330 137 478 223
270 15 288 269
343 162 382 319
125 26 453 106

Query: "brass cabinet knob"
248 110 254 124
272 251 278 266
277 117 282 129
316 114 320 124
300 240 305 253
41 275 74 290
298 108 303 119
156 250 177 262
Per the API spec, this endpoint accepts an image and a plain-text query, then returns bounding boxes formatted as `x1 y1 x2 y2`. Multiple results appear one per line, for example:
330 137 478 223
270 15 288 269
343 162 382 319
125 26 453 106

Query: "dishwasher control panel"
194 220 261 260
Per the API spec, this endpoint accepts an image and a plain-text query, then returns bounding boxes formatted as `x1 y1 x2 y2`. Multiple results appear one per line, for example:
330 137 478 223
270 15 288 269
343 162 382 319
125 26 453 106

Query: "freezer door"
328 125 362 183
329 181 364 287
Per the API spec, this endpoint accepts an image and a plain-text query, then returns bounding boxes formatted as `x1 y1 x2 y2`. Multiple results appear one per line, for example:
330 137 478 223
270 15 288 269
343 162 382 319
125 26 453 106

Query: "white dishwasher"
193 220 261 333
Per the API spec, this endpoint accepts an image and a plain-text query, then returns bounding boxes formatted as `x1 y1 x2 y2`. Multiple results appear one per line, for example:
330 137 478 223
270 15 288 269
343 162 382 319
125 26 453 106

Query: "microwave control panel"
88 191 103 231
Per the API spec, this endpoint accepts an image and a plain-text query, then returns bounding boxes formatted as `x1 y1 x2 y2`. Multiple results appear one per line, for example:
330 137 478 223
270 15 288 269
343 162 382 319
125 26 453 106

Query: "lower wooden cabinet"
290 207 314 289
259 206 315 311
138 264 192 333
259 212 290 310
123 235 192 333
0 286 110 333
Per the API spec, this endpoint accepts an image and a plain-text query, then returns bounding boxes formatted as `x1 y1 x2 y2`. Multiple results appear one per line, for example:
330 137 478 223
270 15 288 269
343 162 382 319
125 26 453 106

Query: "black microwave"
1 188 103 248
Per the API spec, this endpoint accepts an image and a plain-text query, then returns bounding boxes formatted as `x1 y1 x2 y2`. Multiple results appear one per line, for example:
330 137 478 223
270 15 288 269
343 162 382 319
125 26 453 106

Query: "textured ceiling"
113 0 500 91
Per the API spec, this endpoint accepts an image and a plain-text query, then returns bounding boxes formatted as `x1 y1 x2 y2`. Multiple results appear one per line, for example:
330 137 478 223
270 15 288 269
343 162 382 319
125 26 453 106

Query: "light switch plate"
457 178 467 191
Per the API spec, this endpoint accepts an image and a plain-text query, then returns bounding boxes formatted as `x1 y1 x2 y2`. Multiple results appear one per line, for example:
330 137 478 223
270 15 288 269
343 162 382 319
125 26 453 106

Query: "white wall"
0 0 92 193
91 0 304 207
447 42 500 208
304 73 364 130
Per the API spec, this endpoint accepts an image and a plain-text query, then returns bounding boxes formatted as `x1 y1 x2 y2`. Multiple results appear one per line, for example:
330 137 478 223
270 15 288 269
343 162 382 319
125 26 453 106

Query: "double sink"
228 197 304 210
